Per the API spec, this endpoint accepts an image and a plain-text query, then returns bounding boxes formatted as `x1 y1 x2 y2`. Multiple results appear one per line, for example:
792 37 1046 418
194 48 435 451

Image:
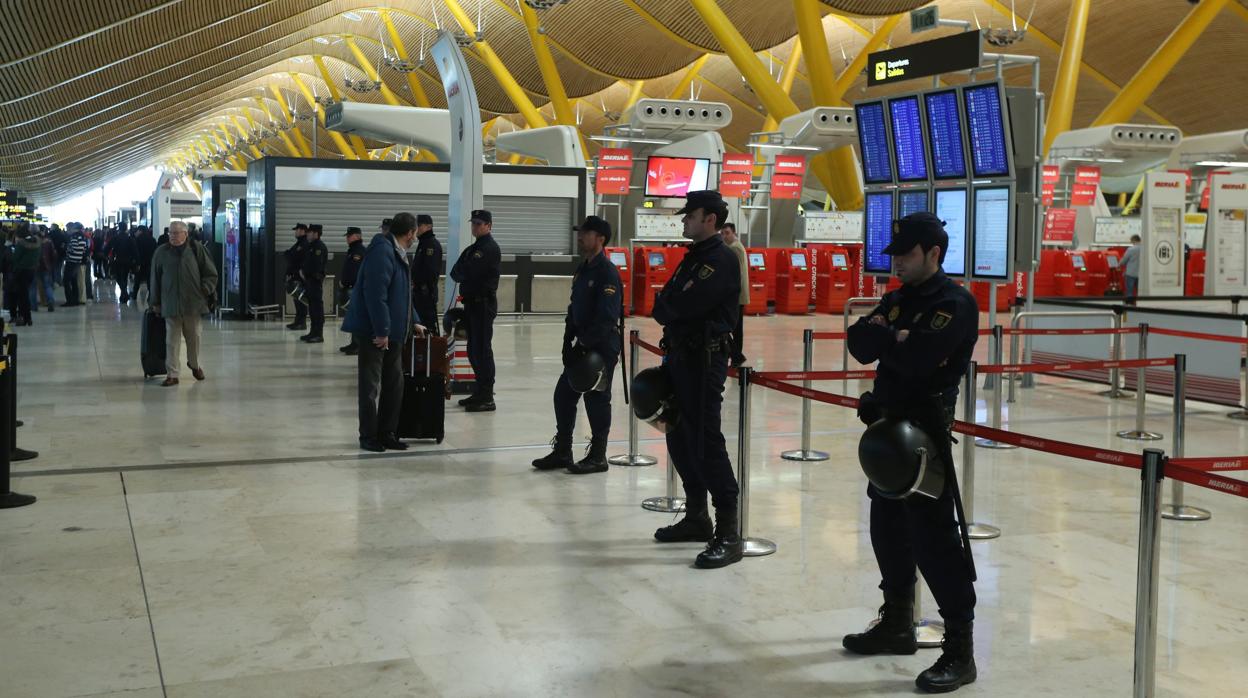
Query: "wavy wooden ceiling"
3 0 1247 203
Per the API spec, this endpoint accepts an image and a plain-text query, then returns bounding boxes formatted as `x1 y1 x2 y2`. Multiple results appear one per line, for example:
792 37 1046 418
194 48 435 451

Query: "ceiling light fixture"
1195 160 1248 168
342 11 363 21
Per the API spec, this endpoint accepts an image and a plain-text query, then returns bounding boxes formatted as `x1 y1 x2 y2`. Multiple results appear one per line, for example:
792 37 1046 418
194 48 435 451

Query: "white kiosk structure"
495 125 585 168
325 102 452 162
1166 129 1248 211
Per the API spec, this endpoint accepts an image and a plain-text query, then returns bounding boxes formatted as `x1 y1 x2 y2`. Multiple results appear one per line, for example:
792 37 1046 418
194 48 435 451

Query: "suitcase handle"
409 327 432 378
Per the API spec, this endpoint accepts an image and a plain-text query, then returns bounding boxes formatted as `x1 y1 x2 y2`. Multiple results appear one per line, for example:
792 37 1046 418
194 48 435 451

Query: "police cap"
883 212 948 257
308 224 323 234
344 226 362 237
470 210 492 225
573 215 612 244
292 222 307 231
417 214 433 226
675 189 727 218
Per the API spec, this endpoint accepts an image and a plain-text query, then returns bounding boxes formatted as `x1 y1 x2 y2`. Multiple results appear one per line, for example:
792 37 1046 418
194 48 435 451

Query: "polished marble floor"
3 284 1246 697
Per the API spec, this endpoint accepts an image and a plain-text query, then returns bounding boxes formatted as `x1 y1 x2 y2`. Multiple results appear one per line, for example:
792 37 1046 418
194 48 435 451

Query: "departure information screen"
935 188 968 277
972 186 1011 279
888 96 928 181
924 89 968 179
855 101 894 184
898 189 929 218
963 83 1010 178
864 191 895 274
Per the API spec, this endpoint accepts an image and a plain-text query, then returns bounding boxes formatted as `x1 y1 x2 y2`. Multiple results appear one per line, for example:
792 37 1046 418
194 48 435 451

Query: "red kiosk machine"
632 246 676 316
776 249 813 314
606 247 631 315
1186 249 1206 297
743 249 770 315
814 247 854 313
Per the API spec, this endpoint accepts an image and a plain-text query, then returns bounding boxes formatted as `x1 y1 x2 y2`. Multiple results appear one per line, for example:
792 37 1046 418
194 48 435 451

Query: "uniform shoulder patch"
604 285 617 296
425 248 434 256
698 265 715 280
473 251 482 258
887 306 900 322
931 310 953 330
314 249 322 256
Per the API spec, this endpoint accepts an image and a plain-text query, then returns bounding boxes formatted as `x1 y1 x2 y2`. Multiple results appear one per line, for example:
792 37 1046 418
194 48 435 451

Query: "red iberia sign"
1071 183 1098 206
597 148 633 168
722 153 754 173
719 172 751 199
1041 182 1056 206
594 148 633 196
1043 208 1077 244
1074 165 1101 185
1041 165 1060 184
770 174 804 199
774 155 807 176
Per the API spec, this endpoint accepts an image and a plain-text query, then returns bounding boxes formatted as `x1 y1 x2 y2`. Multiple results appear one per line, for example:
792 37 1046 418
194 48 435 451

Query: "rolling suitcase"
141 309 167 378
397 333 446 443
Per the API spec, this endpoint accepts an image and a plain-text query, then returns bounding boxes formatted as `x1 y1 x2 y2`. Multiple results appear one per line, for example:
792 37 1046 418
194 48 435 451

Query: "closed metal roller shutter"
274 191 576 255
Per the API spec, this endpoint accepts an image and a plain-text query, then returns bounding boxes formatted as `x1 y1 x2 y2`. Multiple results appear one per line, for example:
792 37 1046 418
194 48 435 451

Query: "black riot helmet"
286 278 307 305
857 417 946 500
567 349 609 393
631 366 680 433
443 307 468 340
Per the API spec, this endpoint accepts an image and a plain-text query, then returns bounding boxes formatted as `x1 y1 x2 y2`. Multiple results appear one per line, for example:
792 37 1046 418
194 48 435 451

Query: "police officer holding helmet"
532 216 623 475
284 223 309 330
844 212 980 693
649 190 743 569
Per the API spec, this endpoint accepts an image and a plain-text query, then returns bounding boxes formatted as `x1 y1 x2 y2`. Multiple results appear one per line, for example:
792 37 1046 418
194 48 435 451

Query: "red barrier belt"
1167 456 1248 472
753 370 876 381
1166 462 1248 499
632 337 664 356
952 422 1143 469
977 327 1135 337
975 357 1175 375
750 375 862 410
811 331 847 340
1147 327 1248 345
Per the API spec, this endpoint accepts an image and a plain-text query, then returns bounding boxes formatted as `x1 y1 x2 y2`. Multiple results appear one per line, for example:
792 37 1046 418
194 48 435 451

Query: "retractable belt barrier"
1147 327 1248 345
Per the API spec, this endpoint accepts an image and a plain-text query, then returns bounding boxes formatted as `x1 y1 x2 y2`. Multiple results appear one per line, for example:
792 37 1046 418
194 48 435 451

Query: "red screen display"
645 157 710 198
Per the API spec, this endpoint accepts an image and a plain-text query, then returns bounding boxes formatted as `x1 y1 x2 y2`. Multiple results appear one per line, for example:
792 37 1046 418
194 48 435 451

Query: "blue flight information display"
898 190 929 217
924 90 968 179
963 83 1010 178
855 101 894 184
864 192 895 274
888 96 928 181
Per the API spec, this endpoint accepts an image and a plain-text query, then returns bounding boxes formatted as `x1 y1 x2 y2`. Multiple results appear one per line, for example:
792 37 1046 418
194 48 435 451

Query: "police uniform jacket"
340 240 365 288
449 233 500 300
847 271 978 411
564 251 623 358
284 237 307 278
301 239 328 284
653 235 740 352
411 231 443 297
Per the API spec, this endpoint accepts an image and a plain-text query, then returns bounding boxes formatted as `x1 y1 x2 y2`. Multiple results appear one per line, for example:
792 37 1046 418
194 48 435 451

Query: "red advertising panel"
774 155 808 176
1041 164 1060 184
595 147 633 196
1043 208 1077 244
1041 182 1056 206
1074 165 1101 185
771 174 804 199
719 172 752 199
1071 183 1099 207
722 153 754 173
598 147 633 169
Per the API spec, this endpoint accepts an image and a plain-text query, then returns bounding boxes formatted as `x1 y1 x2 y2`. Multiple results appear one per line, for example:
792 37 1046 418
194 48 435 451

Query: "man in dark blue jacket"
531 216 623 475
341 213 425 452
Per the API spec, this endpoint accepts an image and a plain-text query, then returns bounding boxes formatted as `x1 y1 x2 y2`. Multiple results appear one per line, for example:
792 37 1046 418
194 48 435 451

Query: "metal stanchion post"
1118 324 1162 441
783 329 829 462
1100 318 1129 398
1133 448 1165 698
977 326 1017 450
737 367 775 556
610 331 658 467
962 363 1000 540
1227 319 1248 420
983 285 998 391
1007 326 1018 404
642 451 686 513
4 335 36 462
913 578 944 648
1161 354 1210 522
0 355 35 509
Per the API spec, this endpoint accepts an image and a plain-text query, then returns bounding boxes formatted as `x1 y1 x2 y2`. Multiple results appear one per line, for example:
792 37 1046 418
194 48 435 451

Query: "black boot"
694 505 744 569
532 435 574 471
842 592 918 656
915 623 976 693
654 505 713 543
566 437 608 475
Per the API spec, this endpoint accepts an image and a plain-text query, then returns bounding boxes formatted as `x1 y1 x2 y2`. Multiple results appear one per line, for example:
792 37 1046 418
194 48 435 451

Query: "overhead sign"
719 172 751 199
722 153 754 173
1071 182 1099 207
910 6 939 33
1040 182 1056 206
867 30 982 87
1074 165 1101 185
1041 165 1060 184
770 175 804 200
594 147 633 196
774 155 807 176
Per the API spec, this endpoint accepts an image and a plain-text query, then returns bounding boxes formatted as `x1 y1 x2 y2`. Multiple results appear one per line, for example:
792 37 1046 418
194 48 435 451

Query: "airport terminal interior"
3 1 1248 696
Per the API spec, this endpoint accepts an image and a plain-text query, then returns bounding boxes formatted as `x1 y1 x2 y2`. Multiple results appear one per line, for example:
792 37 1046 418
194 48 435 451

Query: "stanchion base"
1116 430 1163 441
974 438 1019 450
11 447 37 461
1161 505 1211 522
1226 410 1248 421
1098 388 1132 399
915 619 945 648
967 523 1001 540
0 491 36 509
1020 375 1036 389
743 537 777 557
608 453 658 467
781 449 830 462
641 496 685 513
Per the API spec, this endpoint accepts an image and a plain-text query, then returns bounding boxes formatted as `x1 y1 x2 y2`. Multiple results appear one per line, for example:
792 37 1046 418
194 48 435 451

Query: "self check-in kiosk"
815 247 854 313
776 249 812 315
1060 251 1090 296
1084 250 1109 296
606 247 631 315
632 247 674 316
744 249 770 316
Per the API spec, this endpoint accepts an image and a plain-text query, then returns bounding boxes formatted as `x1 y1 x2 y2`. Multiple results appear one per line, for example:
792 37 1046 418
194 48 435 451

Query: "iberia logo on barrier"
1154 181 1181 188
1221 183 1247 190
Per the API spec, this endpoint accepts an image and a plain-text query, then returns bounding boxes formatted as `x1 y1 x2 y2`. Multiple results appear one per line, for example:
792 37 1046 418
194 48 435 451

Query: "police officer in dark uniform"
650 190 743 569
449 209 501 412
338 227 366 355
285 223 309 330
532 216 623 475
843 212 980 693
300 224 329 343
411 214 442 336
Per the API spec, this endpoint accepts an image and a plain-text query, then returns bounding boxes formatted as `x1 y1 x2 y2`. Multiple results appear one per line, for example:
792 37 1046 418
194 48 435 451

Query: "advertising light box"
855 101 894 185
644 157 710 198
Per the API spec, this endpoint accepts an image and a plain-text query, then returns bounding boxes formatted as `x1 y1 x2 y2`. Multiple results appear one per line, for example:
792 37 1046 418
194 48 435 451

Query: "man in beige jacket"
721 222 749 367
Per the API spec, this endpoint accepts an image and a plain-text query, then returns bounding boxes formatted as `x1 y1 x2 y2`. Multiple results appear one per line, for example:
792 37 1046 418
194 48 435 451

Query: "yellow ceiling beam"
667 54 711 100
268 84 314 157
230 115 264 160
252 97 302 157
311 55 371 159
623 80 647 112
379 9 433 108
760 42 803 133
344 36 403 107
829 13 901 103
290 72 358 160
518 1 588 161
1093 0 1227 126
441 0 549 129
1045 0 1092 154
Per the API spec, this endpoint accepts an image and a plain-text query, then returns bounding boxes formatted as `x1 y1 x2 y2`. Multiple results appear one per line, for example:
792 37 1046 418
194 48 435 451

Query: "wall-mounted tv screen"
644 156 711 198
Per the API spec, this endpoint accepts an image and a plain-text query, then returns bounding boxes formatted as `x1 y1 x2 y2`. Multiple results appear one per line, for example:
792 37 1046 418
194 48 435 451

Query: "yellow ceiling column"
269 85 314 157
379 9 433 108
311 56 371 159
290 72 358 159
667 54 711 100
1093 0 1228 126
760 43 804 133
828 14 901 101
441 0 549 128
1044 0 1092 154
518 1 589 162
230 115 264 160
345 37 404 107
252 97 302 157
